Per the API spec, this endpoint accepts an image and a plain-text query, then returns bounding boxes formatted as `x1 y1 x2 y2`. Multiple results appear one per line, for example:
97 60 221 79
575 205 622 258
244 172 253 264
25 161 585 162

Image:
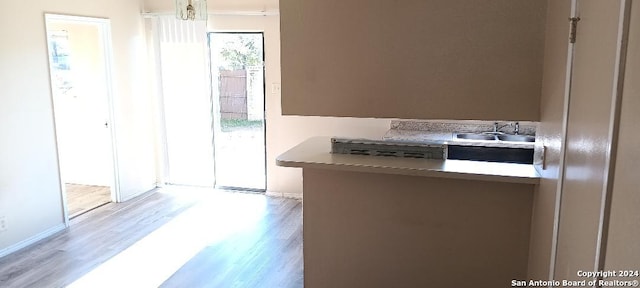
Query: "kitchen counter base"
303 168 533 288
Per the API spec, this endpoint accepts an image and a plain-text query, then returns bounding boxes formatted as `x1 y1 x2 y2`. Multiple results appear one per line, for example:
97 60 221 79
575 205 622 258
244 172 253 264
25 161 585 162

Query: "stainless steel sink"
497 134 535 142
455 133 496 141
451 132 535 164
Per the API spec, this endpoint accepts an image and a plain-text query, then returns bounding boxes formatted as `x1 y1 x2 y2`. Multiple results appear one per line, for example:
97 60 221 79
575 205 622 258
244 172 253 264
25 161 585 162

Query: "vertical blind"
155 16 215 186
157 15 207 43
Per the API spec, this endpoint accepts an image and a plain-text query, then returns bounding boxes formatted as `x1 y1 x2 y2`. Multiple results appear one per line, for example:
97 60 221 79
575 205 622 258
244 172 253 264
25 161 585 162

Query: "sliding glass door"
208 32 266 191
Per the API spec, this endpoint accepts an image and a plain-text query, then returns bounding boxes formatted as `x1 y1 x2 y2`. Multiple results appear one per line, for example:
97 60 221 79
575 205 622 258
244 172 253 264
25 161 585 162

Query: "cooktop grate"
331 138 447 160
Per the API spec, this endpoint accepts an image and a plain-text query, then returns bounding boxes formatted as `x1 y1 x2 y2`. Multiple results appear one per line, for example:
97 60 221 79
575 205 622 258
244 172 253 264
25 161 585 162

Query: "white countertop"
276 137 540 185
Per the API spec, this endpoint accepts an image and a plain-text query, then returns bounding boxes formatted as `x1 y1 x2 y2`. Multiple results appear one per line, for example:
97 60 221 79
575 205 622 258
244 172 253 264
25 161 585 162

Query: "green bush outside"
220 119 263 132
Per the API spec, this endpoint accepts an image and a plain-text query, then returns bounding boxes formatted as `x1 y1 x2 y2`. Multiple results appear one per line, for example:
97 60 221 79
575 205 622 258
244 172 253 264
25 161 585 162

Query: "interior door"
45 14 118 219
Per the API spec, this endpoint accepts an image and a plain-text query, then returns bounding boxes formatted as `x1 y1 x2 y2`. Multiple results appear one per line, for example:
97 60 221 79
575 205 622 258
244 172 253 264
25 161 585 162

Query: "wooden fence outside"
219 69 248 120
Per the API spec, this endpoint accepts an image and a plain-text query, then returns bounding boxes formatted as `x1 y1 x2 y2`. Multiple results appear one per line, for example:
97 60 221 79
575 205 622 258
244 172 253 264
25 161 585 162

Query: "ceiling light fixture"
176 0 207 21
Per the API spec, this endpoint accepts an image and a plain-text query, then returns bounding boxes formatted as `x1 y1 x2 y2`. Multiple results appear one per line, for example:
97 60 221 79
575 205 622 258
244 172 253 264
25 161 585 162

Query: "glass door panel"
209 32 266 190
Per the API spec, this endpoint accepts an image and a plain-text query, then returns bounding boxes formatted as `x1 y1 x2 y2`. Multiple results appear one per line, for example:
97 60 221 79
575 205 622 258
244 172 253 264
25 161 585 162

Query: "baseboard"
0 223 66 259
119 184 158 202
266 191 303 200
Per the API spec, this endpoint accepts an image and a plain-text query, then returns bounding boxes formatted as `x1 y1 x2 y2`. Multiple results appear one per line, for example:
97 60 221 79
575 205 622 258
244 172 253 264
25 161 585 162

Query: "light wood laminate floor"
0 187 303 288
65 183 111 218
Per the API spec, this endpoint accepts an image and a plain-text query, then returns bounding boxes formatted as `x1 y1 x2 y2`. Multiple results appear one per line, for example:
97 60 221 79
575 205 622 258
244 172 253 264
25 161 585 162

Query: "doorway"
208 32 266 191
45 14 118 220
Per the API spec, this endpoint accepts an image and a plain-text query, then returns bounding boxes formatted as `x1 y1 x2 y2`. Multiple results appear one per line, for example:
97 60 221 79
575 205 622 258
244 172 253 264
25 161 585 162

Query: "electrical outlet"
0 216 7 232
271 82 281 94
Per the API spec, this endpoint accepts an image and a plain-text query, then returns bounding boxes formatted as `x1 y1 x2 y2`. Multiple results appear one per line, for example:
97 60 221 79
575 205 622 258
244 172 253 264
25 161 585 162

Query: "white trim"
549 0 579 282
44 13 110 24
209 9 279 16
211 29 265 33
142 9 279 18
119 186 159 203
100 18 122 203
44 13 122 218
204 32 217 188
594 0 632 272
0 224 66 259
119 191 144 203
60 179 70 228
265 191 302 200
151 17 171 186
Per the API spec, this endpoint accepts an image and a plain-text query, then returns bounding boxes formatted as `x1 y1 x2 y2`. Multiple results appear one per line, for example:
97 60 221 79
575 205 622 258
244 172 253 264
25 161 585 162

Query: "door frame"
207 31 267 192
44 13 121 226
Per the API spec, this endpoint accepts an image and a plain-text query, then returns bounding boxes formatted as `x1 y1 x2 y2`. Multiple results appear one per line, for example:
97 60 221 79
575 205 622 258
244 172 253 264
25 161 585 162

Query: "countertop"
276 137 540 185
383 129 536 149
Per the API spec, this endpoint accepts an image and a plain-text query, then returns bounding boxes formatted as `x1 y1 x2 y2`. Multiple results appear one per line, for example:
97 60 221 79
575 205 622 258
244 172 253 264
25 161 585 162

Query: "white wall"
0 0 155 254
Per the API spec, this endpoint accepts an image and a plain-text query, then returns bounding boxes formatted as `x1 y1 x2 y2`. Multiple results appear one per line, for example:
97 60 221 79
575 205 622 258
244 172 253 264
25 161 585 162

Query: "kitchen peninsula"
277 137 540 288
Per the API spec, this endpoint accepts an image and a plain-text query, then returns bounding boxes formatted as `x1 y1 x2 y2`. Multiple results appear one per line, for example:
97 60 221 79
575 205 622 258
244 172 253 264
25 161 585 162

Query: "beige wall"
0 0 155 254
280 0 547 121
303 169 534 288
528 0 571 279
604 1 640 272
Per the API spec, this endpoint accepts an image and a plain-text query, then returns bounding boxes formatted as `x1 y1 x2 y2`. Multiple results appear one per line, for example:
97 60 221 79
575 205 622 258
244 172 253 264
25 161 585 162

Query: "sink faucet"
493 122 510 133
494 121 521 134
